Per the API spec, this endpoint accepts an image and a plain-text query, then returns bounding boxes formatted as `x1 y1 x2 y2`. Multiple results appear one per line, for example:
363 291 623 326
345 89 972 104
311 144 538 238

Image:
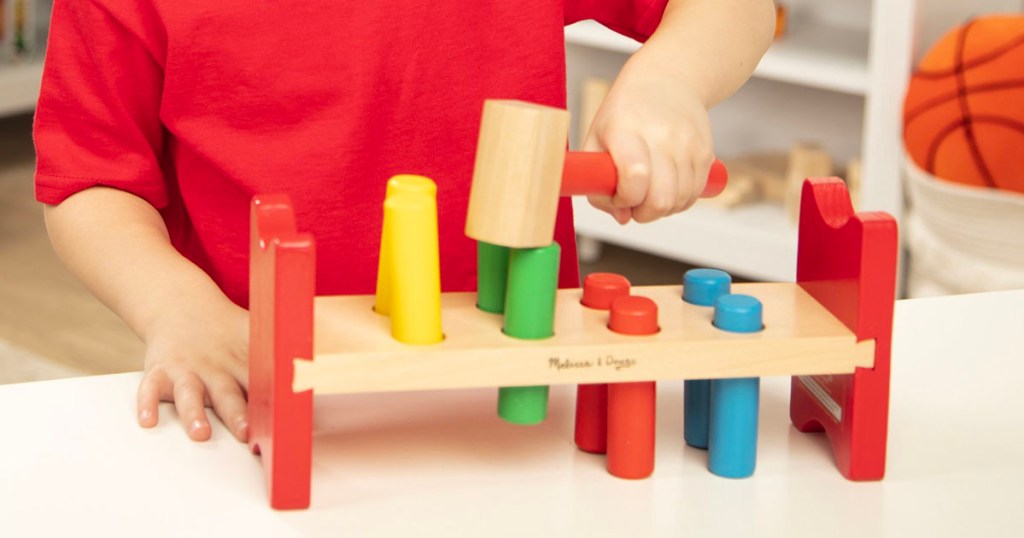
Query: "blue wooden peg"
681 268 731 449
708 293 763 478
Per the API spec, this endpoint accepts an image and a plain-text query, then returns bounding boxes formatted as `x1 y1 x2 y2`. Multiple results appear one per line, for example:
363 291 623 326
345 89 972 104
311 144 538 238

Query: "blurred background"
2 0 1022 384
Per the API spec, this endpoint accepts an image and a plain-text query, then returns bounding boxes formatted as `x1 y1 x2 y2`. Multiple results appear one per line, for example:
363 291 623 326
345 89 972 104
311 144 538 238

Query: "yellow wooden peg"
381 180 443 345
375 175 437 316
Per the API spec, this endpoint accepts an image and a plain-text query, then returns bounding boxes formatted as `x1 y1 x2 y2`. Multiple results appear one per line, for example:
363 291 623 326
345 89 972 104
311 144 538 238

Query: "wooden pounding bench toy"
247 100 898 509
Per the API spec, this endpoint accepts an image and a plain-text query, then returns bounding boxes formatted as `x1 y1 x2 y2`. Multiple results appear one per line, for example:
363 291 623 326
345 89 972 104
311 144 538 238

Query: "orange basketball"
903 15 1024 194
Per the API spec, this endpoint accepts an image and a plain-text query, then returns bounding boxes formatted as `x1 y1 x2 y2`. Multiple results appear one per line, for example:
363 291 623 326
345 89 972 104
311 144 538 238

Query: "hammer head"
465 100 570 248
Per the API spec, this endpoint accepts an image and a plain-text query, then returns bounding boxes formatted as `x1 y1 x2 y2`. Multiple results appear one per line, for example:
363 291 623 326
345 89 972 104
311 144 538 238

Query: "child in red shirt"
35 0 775 441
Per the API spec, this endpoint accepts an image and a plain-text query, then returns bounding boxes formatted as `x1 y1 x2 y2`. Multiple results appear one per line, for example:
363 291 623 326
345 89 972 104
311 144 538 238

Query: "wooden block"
746 153 789 203
703 172 759 209
294 282 875 395
846 157 862 210
465 100 570 248
785 143 834 222
760 172 788 204
721 153 788 205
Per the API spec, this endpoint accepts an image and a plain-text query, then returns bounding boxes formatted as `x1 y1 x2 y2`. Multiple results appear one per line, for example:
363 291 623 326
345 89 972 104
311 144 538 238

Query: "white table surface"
2 291 1022 537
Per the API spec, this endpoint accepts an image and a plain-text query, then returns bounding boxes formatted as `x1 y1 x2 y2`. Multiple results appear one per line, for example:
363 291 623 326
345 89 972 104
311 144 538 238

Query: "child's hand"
136 299 249 442
42 187 251 443
583 63 714 225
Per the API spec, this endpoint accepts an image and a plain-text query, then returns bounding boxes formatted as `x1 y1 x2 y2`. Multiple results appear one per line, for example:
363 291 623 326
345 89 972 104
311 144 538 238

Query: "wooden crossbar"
293 282 874 394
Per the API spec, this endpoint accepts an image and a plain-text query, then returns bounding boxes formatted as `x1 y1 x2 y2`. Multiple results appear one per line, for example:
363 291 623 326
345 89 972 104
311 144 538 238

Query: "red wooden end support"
249 195 316 509
791 178 897 480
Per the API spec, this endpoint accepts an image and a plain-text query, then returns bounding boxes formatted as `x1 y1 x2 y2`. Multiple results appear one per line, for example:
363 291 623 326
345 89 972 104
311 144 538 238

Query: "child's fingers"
675 150 714 213
206 374 249 442
136 369 170 428
669 155 699 215
606 135 652 213
586 194 632 224
172 373 213 442
632 150 678 223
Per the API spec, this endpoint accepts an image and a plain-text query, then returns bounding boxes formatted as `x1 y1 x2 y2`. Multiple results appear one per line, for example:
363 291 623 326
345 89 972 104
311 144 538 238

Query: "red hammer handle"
561 152 728 198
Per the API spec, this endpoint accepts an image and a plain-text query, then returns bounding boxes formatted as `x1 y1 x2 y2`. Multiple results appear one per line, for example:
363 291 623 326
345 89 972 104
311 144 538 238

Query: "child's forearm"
635 0 776 107
43 187 236 344
46 187 251 442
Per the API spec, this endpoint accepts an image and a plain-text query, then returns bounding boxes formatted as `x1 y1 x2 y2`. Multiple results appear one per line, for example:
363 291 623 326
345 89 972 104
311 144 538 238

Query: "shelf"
572 198 798 282
0 60 44 117
565 20 870 95
758 22 869 95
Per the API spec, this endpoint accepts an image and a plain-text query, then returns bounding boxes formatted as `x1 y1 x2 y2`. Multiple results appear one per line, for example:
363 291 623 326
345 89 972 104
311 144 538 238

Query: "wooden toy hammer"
466 100 728 248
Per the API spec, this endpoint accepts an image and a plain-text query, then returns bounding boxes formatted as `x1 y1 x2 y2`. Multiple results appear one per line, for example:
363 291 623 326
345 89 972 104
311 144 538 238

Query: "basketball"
903 15 1024 194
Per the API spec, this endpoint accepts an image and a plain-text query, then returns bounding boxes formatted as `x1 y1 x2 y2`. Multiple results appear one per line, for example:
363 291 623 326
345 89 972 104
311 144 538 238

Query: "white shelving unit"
566 18 872 95
565 0 917 282
0 0 49 118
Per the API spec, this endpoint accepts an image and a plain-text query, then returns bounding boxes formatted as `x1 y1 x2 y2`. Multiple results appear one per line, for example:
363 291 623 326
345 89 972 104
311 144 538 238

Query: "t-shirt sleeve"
564 0 669 42
34 0 168 208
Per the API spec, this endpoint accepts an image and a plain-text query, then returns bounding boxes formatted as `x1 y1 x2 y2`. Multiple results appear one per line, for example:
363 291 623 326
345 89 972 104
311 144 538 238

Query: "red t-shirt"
35 0 668 307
